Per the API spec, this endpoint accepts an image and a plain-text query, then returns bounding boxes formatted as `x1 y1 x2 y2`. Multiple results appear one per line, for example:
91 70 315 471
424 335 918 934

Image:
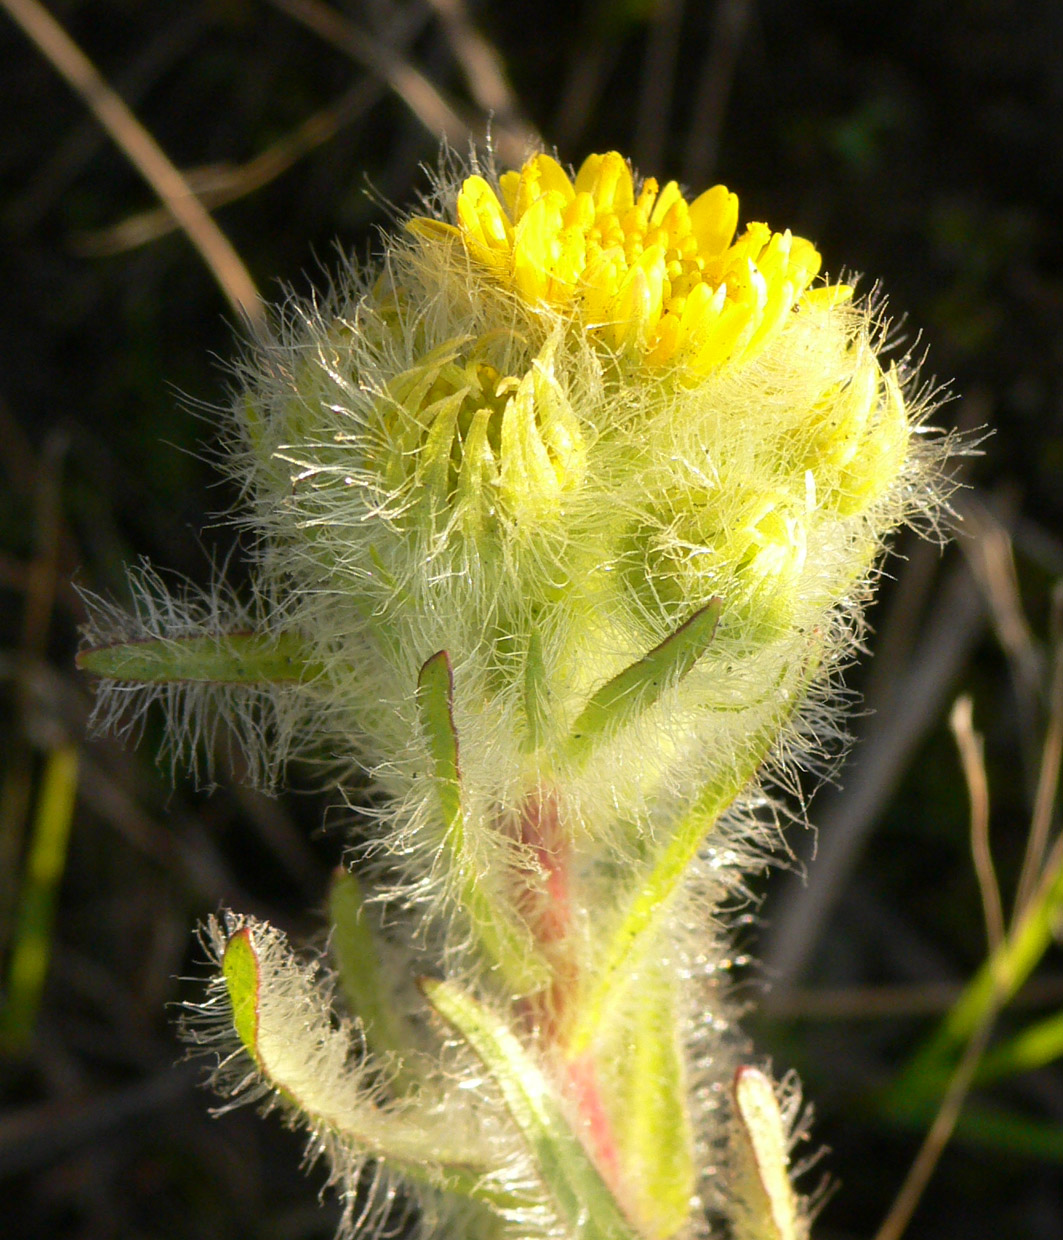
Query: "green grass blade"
883 1090 1063 1162
1 744 79 1054
888 842 1063 1110
973 1009 1063 1086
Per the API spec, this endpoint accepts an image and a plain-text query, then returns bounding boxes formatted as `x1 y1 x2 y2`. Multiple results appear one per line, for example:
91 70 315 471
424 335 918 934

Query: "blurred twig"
425 0 539 149
74 77 387 256
874 1010 999 1240
762 551 987 990
552 29 621 155
959 493 1044 802
1015 584 1063 913
873 688 1001 1240
7 3 209 231
950 696 1003 954
633 0 685 172
1 0 263 326
265 0 531 166
766 974 1063 1022
682 0 753 187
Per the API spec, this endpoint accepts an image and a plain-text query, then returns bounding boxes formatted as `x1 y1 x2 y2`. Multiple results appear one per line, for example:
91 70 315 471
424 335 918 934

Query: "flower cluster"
79 149 946 1240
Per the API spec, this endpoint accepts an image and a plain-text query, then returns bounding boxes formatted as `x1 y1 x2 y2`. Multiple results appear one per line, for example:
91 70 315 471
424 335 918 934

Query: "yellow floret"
409 151 848 378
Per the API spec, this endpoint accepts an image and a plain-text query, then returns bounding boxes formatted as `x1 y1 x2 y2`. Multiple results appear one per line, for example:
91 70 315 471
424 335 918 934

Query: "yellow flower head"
409 150 848 378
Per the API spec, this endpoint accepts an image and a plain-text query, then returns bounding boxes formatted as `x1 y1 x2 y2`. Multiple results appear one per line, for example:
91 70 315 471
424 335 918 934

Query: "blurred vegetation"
1 1 1061 1237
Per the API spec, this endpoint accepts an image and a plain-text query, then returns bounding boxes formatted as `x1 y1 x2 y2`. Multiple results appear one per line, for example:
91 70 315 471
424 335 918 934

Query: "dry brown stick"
949 695 1004 953
8 4 208 231
633 0 685 172
767 974 1063 1022
75 78 385 256
958 494 1043 802
425 0 539 149
873 684 1010 1240
552 37 620 154
1014 585 1063 915
265 0 529 165
682 0 753 188
1 0 262 328
872 1010 998 1240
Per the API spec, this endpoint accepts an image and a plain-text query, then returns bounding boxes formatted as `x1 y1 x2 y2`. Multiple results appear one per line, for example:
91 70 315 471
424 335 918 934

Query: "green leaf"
220 923 538 1212
222 927 261 1065
605 966 695 1238
422 977 638 1240
77 630 323 685
730 1067 804 1240
416 652 551 995
328 869 421 1088
416 650 463 838
565 600 722 765
566 641 820 1059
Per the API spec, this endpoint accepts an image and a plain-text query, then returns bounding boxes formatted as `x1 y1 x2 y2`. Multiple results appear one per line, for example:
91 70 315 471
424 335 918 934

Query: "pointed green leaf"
416 652 550 994
220 923 538 1212
416 650 463 838
328 869 420 1087
222 927 261 1064
730 1067 804 1240
422 977 638 1240
566 600 722 765
567 640 822 1057
606 969 695 1238
77 630 322 685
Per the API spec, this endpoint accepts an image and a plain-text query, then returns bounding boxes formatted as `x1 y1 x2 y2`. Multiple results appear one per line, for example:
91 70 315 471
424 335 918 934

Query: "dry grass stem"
949 695 1003 953
0 0 263 327
74 78 386 256
1015 586 1063 915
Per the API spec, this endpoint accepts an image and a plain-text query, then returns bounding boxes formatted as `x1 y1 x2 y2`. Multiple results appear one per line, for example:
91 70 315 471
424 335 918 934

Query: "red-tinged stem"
562 1051 622 1182
513 788 624 1198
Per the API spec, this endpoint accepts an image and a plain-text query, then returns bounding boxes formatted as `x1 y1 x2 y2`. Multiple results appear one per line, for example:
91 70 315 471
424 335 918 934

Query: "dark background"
1 1 1062 1237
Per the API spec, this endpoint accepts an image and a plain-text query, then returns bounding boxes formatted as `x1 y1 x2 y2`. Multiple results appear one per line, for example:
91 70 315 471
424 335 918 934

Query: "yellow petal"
513 191 566 302
499 169 521 218
406 217 462 246
457 176 513 268
575 150 634 214
688 184 738 256
801 284 853 310
649 180 683 228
